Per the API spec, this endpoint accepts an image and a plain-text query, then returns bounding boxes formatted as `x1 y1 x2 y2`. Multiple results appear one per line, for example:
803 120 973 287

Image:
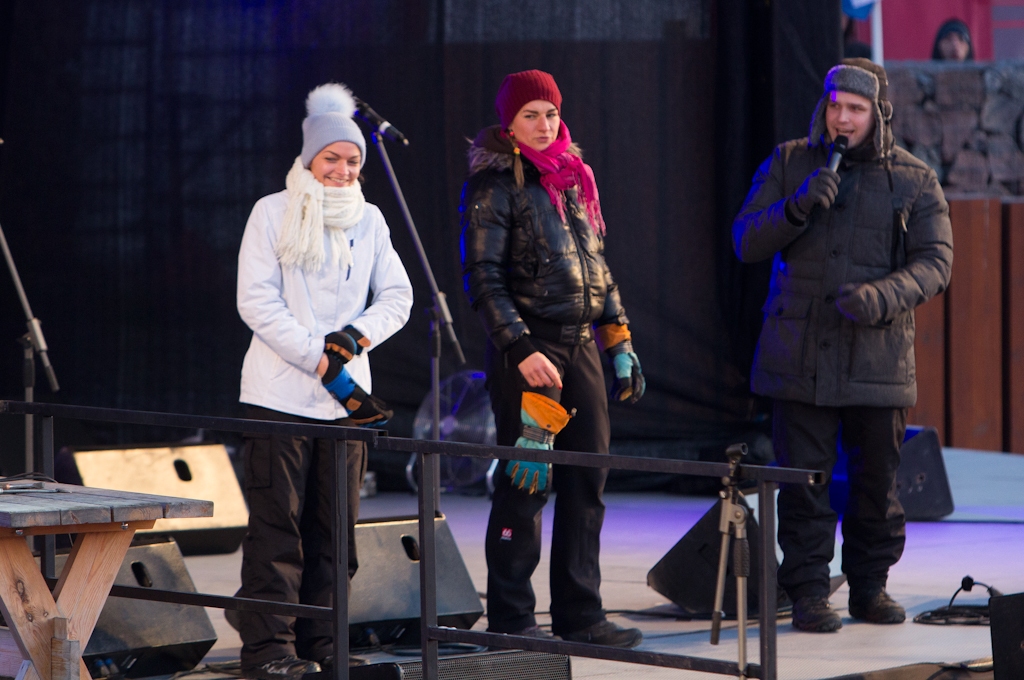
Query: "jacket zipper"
567 198 591 341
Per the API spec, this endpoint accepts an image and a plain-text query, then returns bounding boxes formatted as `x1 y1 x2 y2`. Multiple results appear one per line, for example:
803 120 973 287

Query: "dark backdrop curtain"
0 0 839 474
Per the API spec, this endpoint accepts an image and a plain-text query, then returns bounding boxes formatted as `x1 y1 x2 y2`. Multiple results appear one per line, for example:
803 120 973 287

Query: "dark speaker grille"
397 650 571 680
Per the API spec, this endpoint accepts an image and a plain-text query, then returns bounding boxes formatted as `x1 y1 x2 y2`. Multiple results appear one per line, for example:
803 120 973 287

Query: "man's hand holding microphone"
786 135 847 223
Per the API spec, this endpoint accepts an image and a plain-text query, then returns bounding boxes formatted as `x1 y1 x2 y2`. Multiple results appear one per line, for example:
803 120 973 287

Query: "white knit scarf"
276 157 366 273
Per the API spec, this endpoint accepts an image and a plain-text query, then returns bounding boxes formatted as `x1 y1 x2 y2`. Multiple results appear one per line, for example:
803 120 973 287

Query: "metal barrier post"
757 480 779 680
417 449 439 680
333 438 350 680
38 415 56 579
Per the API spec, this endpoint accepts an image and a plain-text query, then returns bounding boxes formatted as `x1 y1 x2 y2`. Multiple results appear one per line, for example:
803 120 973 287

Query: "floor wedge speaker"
349 650 571 680
895 426 954 520
832 425 954 520
61 540 216 679
61 443 248 554
349 515 483 647
991 592 1024 679
647 491 844 617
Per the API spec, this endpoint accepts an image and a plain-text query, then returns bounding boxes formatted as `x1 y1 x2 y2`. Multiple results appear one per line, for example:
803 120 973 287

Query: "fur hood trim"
467 125 582 174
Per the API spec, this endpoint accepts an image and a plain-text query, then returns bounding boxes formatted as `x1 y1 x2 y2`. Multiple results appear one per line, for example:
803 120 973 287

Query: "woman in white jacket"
235 83 413 679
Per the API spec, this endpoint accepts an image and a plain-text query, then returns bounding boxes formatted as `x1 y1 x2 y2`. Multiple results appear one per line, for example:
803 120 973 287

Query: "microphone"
962 575 1003 598
354 97 409 146
827 135 848 172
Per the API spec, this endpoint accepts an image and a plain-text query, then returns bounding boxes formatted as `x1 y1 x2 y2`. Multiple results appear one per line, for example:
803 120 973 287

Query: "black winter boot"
849 589 906 624
791 596 843 632
561 620 642 648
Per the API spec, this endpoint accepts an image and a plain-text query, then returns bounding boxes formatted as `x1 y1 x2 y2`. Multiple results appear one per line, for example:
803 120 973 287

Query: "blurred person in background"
932 18 974 61
842 15 872 60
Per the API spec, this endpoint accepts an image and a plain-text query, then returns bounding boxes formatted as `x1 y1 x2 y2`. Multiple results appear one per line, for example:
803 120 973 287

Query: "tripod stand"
710 442 750 679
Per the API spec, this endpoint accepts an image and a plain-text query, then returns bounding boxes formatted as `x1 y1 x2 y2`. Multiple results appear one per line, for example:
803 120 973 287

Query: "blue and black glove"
597 323 645 404
321 328 391 427
610 348 645 404
325 325 370 362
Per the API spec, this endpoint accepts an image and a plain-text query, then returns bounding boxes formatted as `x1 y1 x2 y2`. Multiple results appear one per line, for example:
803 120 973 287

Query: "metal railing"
0 400 823 680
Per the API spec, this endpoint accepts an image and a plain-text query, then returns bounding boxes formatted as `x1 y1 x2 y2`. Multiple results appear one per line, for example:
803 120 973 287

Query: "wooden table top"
0 482 213 529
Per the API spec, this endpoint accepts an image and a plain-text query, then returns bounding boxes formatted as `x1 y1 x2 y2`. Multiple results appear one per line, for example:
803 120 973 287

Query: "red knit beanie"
494 70 562 129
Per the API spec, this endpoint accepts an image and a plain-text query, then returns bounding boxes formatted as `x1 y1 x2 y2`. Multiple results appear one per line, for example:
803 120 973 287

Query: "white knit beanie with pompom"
300 83 366 168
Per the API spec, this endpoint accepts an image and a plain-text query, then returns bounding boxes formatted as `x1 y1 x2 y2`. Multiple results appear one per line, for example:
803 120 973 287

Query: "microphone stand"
367 129 466 509
0 220 60 474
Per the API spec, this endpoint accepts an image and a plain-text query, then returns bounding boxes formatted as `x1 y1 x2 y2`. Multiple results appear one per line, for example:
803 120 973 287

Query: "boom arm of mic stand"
371 132 466 366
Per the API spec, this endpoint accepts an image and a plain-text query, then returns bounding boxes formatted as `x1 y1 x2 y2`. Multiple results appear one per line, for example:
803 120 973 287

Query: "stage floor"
183 446 1024 679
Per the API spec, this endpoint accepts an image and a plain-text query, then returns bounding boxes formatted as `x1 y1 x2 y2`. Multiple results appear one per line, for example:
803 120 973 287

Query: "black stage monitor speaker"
895 426 954 520
56 540 217 679
62 444 248 554
349 516 483 647
991 592 1024 679
350 650 571 680
647 491 844 618
648 495 765 618
831 425 954 521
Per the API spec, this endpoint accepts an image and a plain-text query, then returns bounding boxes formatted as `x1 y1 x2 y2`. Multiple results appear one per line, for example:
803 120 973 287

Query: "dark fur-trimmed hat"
808 62 893 158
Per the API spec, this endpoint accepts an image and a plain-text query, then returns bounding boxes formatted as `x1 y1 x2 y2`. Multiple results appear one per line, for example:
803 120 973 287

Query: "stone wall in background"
888 60 1024 195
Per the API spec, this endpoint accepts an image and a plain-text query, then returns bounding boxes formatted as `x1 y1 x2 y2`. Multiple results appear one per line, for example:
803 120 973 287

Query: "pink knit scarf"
516 121 606 236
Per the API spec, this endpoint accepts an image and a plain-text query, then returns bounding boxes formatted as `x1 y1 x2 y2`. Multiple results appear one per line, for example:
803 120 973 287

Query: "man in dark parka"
733 59 953 633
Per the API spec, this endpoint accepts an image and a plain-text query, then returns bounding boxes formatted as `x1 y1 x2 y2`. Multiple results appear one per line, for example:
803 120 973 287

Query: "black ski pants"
773 400 907 601
237 404 367 669
484 336 610 636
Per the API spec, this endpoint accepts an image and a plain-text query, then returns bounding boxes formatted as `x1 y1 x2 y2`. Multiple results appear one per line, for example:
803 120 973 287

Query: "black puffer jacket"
733 139 953 408
460 126 627 360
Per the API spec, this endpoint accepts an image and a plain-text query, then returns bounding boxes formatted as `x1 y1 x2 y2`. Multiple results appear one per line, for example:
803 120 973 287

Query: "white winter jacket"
237 190 413 420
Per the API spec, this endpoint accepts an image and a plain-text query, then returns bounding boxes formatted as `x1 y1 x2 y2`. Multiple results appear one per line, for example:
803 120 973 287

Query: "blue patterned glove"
505 459 550 494
506 397 563 494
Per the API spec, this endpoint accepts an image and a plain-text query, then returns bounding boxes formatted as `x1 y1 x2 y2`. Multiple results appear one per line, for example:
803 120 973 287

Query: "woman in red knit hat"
460 69 645 648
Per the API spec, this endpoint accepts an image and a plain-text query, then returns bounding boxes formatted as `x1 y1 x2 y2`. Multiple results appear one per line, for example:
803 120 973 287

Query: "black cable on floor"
914 575 1001 626
914 604 990 626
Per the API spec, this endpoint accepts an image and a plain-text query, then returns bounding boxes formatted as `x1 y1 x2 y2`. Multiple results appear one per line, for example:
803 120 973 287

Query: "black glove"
835 283 886 325
346 393 393 427
324 325 369 363
789 168 840 220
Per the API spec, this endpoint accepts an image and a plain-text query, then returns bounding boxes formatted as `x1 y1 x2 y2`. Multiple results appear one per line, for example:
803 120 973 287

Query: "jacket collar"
466 125 583 175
